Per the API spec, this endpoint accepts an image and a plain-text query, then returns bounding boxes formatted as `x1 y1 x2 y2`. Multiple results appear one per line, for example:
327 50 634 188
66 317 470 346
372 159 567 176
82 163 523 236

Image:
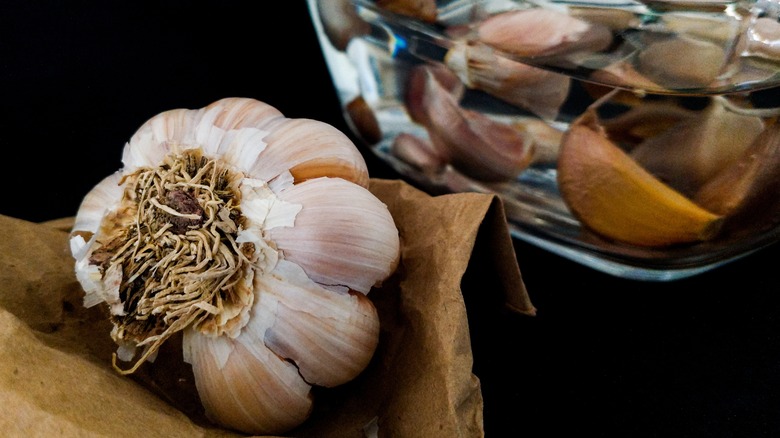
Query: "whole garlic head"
69 97 401 435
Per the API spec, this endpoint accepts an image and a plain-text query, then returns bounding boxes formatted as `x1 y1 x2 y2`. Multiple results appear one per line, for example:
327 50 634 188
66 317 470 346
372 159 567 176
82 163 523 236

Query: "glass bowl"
307 0 780 280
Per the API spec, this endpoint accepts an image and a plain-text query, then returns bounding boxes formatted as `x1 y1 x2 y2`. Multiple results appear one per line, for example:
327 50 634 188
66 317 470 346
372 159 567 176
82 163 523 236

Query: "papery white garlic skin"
69 97 400 435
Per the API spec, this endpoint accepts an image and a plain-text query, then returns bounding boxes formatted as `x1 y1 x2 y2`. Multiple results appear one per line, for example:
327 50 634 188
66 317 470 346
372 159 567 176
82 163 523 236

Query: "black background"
2 2 779 437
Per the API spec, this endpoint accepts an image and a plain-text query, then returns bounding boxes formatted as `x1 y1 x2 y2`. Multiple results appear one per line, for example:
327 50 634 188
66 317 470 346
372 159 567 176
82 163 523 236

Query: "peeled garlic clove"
444 40 571 120
629 97 765 195
695 118 780 228
557 107 723 247
405 64 535 181
377 0 438 22
476 8 613 58
270 177 401 294
635 36 729 89
184 329 313 435
256 259 380 387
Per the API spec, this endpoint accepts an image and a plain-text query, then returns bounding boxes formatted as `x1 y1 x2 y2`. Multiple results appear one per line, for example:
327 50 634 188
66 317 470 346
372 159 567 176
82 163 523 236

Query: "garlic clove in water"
557 105 723 247
598 100 698 145
390 132 447 173
475 8 613 59
635 36 729 89
405 64 536 182
376 0 438 22
317 0 371 51
629 96 765 196
746 17 780 61
345 95 383 145
69 97 401 435
444 40 571 120
694 118 780 231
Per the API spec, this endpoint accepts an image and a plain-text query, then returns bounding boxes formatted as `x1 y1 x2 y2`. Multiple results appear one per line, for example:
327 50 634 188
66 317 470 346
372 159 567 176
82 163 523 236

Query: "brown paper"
0 178 533 437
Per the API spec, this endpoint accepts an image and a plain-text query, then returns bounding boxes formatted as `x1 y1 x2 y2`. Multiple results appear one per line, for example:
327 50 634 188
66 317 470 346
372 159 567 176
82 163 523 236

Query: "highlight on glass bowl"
308 0 780 280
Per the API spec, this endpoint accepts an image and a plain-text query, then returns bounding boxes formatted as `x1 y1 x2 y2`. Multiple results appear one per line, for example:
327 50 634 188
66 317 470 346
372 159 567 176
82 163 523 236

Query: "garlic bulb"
68 97 401 435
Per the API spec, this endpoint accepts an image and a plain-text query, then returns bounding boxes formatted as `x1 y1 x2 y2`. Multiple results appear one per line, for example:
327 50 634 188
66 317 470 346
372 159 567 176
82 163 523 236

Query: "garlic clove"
429 108 535 182
184 329 313 435
270 177 401 294
635 36 729 89
475 8 613 59
122 108 202 171
598 100 698 145
557 106 723 247
250 117 370 187
405 62 465 126
588 59 666 92
345 95 382 145
72 171 124 236
390 132 446 173
201 97 285 130
317 0 371 51
629 97 765 196
444 40 571 120
694 118 780 229
746 17 780 61
377 0 438 22
256 259 380 387
405 64 536 182
512 118 565 165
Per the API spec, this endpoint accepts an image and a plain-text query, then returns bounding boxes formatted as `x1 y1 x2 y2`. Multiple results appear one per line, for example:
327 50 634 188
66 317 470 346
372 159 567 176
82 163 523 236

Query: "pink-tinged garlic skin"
405 64 535 182
445 40 571 120
476 8 613 58
270 177 400 294
250 117 370 187
69 97 400 436
257 259 380 387
185 329 314 435
390 132 446 173
405 63 465 126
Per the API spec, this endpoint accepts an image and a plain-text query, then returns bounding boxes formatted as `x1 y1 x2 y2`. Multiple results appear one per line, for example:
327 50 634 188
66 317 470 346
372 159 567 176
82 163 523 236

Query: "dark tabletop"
2 2 778 437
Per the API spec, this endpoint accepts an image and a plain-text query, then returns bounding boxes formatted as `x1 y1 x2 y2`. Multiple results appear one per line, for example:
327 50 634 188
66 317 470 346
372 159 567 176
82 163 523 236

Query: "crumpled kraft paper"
0 178 534 438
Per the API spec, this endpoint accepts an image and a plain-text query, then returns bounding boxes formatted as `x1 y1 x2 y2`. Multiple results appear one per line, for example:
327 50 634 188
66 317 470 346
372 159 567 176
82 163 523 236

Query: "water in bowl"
308 0 780 280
